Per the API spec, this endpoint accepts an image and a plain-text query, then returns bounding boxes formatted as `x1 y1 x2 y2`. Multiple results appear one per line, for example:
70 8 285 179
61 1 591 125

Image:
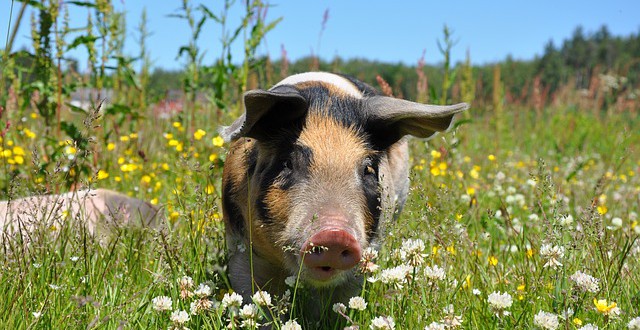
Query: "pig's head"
221 73 467 287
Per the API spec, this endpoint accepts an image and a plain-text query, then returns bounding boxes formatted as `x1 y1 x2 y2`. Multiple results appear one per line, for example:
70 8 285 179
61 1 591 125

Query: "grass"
1 2 639 328
1 103 638 329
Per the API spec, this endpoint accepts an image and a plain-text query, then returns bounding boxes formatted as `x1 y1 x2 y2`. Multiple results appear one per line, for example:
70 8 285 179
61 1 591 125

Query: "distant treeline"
147 25 640 107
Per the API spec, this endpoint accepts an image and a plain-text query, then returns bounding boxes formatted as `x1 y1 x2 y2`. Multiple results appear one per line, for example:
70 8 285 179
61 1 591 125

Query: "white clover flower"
611 217 623 229
239 303 259 320
370 315 395 330
252 291 272 306
70 256 80 262
178 276 194 299
400 238 427 267
487 291 513 315
221 292 243 310
178 276 194 288
194 283 212 298
579 324 599 330
559 214 574 226
495 171 506 181
540 244 565 269
628 316 640 330
32 311 42 318
569 271 600 293
282 319 302 330
526 179 537 187
533 310 559 330
528 213 540 221
379 264 412 289
472 289 482 296
425 322 446 330
48 284 61 290
360 246 380 273
151 295 172 311
424 264 446 281
170 310 190 325
190 298 214 315
349 296 367 311
441 304 463 328
332 302 347 314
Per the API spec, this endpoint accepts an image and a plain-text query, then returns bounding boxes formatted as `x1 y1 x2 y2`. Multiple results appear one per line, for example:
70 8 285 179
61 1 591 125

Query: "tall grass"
1 2 639 329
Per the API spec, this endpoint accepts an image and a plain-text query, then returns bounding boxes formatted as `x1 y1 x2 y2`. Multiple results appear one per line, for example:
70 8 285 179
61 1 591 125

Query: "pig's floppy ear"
220 86 308 142
365 96 468 145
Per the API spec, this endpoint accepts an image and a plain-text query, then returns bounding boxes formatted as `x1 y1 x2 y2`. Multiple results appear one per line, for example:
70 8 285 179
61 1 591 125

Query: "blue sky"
3 1 639 71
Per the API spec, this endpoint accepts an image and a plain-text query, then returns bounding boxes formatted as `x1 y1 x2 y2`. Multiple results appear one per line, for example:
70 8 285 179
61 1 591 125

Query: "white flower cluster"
533 310 559 330
151 295 172 312
370 316 395 330
578 324 599 330
348 296 367 311
487 291 513 317
377 264 412 289
540 244 565 269
400 238 427 267
424 264 446 281
628 316 640 330
569 270 600 293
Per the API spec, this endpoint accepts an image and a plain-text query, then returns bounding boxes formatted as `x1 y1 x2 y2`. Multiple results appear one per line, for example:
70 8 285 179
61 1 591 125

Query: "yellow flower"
488 154 496 161
169 211 180 222
517 284 525 291
150 198 159 205
161 163 170 171
593 298 617 314
13 155 24 165
13 146 26 156
447 245 456 255
209 153 218 162
30 113 38 119
597 205 608 215
97 169 109 180
129 133 138 139
430 166 441 176
212 136 224 147
107 142 116 151
206 184 215 195
573 318 582 326
23 128 36 139
163 133 173 139
120 135 130 142
430 150 441 159
114 176 122 182
141 175 152 184
469 166 480 179
168 139 179 147
488 256 498 266
2 149 12 157
466 187 476 195
172 121 182 128
194 129 206 141
526 248 534 258
64 146 77 155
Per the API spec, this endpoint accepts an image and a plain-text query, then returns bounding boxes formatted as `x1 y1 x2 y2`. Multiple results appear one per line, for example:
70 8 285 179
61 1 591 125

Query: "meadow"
1 1 640 329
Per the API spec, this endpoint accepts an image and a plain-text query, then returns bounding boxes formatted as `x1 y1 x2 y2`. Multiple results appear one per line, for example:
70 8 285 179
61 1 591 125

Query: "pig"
220 72 467 311
1 188 163 245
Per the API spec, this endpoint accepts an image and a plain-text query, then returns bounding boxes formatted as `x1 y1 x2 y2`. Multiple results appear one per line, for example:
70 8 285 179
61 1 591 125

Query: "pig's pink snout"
301 229 361 281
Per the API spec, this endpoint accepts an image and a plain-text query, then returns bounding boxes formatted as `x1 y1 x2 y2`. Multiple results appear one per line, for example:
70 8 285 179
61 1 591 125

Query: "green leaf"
67 35 99 51
65 1 97 8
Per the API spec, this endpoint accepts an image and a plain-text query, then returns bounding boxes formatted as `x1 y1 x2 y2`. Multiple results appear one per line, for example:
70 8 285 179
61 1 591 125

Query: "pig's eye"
362 157 378 178
282 159 293 171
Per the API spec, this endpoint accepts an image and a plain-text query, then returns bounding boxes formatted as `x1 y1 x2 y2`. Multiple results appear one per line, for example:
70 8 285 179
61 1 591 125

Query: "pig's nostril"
341 250 351 258
320 266 332 272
